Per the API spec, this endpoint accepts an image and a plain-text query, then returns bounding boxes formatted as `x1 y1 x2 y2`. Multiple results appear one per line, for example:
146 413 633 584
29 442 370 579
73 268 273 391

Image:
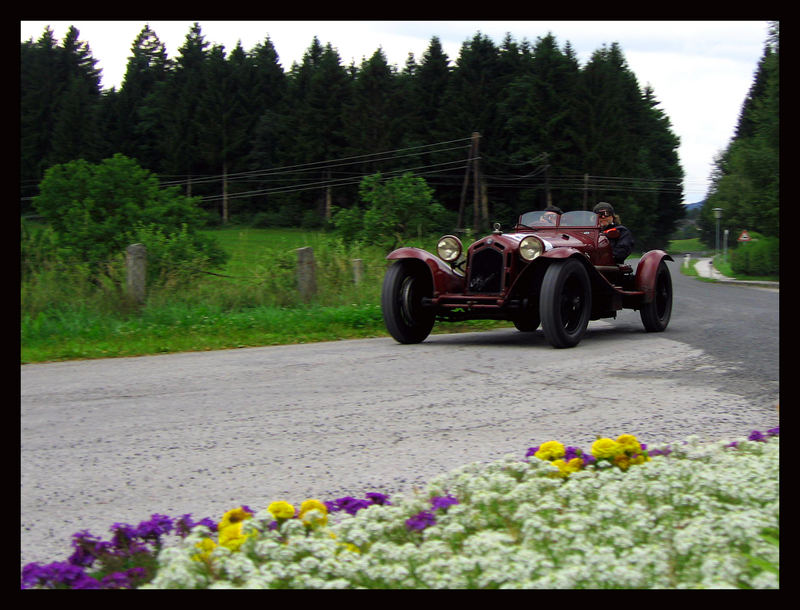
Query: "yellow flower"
192 537 217 562
218 506 252 531
268 501 296 520
616 434 642 454
630 453 650 466
299 499 328 528
550 457 584 478
613 454 631 471
218 522 254 552
550 459 571 478
566 457 584 472
534 440 566 461
591 437 622 459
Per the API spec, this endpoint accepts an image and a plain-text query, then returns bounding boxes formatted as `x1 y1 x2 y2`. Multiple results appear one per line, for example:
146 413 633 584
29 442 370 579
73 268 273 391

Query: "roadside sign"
737 230 752 242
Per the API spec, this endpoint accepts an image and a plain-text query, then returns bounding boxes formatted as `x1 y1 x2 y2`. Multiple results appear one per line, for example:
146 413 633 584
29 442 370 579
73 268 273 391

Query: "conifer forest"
19 22 779 252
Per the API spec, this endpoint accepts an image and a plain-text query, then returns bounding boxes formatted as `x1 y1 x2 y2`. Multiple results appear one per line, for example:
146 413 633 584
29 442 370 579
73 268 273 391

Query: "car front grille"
468 246 504 293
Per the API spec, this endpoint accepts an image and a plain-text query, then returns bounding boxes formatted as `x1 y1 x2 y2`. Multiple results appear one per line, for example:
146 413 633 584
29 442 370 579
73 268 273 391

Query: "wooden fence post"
296 246 317 303
126 243 147 305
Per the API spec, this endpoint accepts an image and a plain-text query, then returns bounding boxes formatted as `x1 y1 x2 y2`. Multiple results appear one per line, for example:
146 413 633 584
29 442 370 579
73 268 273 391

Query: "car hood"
474 230 595 252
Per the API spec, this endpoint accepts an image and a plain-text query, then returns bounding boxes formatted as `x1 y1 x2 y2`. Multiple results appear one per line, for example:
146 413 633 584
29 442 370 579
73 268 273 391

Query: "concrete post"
352 259 364 285
296 247 317 303
126 243 147 305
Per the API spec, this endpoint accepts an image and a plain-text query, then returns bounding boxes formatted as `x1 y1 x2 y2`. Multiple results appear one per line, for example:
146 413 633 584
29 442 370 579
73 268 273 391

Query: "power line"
158 137 472 188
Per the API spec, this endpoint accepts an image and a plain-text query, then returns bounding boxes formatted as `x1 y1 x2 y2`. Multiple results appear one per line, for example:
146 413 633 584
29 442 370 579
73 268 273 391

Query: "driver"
542 205 563 224
593 202 633 263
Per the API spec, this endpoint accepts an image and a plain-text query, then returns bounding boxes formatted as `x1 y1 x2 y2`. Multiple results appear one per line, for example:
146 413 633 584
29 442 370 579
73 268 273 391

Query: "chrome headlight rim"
437 235 462 262
519 236 544 261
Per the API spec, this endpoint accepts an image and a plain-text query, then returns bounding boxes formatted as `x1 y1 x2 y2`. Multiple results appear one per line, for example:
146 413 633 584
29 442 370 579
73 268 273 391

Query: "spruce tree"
107 25 171 170
156 22 210 198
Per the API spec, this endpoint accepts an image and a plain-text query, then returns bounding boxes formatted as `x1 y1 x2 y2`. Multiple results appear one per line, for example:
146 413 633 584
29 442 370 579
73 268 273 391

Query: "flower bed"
21 430 779 589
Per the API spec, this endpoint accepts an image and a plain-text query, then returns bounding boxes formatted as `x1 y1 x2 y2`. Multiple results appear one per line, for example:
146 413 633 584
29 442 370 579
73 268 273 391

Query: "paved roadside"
682 255 779 290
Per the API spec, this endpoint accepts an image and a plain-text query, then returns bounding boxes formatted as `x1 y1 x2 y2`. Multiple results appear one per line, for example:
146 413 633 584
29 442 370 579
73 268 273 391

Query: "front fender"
386 247 465 295
636 250 674 302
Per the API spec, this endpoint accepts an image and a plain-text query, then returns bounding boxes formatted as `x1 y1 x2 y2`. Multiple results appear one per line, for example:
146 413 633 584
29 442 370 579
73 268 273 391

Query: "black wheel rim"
560 274 586 332
400 276 423 326
655 270 671 320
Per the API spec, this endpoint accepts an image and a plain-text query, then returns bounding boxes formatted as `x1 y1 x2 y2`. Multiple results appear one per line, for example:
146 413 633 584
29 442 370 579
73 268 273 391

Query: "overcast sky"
20 20 773 205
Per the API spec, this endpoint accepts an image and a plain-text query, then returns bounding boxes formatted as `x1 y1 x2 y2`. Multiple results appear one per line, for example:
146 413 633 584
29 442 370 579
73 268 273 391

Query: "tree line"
699 22 778 244
22 23 687 250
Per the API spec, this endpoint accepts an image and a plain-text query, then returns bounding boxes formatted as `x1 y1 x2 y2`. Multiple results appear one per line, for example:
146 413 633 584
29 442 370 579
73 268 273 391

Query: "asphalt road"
20 260 779 568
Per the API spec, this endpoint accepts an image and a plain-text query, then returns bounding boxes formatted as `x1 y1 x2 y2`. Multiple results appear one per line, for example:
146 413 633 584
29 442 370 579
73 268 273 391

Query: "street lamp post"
712 208 723 257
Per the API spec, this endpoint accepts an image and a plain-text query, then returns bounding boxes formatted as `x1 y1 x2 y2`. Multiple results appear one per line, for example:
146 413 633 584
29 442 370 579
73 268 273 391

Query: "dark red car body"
381 210 673 348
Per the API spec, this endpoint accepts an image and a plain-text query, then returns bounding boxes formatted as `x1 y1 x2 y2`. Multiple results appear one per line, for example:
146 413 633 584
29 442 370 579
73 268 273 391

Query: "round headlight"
437 235 462 262
519 236 544 261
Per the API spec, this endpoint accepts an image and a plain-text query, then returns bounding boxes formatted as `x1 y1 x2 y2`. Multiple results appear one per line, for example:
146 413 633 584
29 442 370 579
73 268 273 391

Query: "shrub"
32 154 225 274
333 173 451 252
730 236 778 276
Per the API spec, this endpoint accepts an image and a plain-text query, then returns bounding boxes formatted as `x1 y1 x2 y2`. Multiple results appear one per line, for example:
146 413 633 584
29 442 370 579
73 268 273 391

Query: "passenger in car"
593 202 634 263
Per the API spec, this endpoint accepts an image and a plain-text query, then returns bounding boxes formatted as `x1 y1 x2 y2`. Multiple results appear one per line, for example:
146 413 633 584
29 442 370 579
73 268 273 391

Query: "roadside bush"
730 236 779 276
333 173 452 252
32 154 226 274
20 218 59 279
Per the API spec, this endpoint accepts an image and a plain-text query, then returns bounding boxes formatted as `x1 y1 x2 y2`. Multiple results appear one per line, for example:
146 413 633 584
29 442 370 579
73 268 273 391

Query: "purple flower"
100 568 145 589
564 446 582 461
327 494 390 516
175 514 216 536
406 510 436 532
525 445 540 458
767 427 780 437
365 492 391 506
135 514 174 541
68 530 111 567
430 495 459 511
21 561 100 589
748 430 766 442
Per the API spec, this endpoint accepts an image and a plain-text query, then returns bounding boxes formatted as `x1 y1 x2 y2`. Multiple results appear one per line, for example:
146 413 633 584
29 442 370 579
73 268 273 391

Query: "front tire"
382 260 435 344
640 260 672 332
539 259 592 348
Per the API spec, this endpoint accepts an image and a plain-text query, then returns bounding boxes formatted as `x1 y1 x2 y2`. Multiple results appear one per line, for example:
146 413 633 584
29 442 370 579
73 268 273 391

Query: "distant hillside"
684 200 705 211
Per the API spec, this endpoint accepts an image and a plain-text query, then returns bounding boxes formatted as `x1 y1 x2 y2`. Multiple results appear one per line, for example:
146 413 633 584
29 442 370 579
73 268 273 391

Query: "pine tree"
106 25 172 170
157 22 210 197
703 22 779 241
21 28 61 210
288 39 353 223
498 33 582 213
344 48 401 173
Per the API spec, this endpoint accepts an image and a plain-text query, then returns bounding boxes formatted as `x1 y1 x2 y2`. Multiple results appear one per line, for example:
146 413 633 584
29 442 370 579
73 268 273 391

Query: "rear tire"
640 260 672 332
381 260 435 344
539 259 592 348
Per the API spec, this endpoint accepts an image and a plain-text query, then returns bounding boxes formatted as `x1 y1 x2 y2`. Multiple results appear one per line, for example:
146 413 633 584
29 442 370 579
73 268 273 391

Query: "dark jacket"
603 224 634 263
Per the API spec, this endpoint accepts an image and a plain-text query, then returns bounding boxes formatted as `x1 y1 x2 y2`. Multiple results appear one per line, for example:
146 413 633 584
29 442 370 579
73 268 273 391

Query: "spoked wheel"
539 259 592 348
381 260 435 344
640 260 672 332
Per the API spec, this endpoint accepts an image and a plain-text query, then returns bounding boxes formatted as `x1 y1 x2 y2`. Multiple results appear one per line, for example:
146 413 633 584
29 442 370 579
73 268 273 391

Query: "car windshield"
518 210 599 228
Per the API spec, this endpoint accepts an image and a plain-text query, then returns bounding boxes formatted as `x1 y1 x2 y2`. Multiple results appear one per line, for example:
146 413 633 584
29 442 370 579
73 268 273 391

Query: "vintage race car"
381 209 673 348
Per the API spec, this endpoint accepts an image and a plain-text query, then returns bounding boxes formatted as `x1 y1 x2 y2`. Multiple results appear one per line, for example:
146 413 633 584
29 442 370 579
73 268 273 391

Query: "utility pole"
544 152 552 208
457 137 473 231
583 173 589 210
472 132 481 233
